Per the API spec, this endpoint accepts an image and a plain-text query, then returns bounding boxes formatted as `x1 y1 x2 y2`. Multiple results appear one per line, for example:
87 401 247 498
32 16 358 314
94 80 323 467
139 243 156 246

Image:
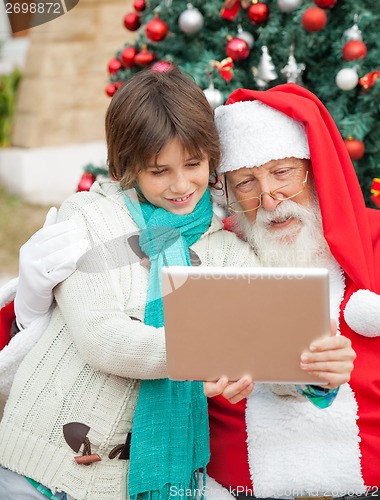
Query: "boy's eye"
151 169 167 175
186 161 201 168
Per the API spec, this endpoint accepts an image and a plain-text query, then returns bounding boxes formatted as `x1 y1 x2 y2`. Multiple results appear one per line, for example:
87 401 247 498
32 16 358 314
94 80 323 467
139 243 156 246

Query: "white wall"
0 141 107 205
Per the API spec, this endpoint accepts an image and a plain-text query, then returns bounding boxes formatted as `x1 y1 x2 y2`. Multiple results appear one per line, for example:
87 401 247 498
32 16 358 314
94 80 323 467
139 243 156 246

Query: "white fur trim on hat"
344 289 380 337
214 100 310 174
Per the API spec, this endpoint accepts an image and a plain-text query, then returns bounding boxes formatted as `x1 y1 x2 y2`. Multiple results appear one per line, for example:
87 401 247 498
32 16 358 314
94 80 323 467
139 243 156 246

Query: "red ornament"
105 83 117 97
107 58 122 74
344 138 365 161
134 47 156 66
123 12 141 31
151 61 174 72
371 178 380 208
220 0 250 21
302 7 327 32
133 0 146 12
226 37 250 61
77 172 96 192
145 15 169 42
121 46 138 67
359 70 380 91
247 2 269 25
342 40 367 61
314 0 337 7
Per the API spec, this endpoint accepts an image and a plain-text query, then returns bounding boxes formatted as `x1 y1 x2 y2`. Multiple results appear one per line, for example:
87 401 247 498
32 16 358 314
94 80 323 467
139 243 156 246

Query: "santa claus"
204 84 380 498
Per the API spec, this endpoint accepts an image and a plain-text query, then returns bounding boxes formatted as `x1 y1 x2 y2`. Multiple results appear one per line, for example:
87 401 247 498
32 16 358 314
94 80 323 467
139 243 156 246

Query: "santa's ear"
344 290 380 337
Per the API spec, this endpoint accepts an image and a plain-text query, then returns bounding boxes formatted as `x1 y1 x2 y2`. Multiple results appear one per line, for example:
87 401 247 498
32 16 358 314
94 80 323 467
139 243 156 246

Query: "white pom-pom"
344 290 380 337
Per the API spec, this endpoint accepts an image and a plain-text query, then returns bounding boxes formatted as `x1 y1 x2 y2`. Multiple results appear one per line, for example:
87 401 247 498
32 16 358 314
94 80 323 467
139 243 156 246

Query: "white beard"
233 195 332 268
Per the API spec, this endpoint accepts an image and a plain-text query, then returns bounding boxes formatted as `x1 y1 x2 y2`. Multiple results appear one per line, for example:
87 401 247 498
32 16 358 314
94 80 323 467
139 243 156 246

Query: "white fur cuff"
200 475 235 500
0 313 51 399
0 277 18 309
0 277 52 399
344 289 380 337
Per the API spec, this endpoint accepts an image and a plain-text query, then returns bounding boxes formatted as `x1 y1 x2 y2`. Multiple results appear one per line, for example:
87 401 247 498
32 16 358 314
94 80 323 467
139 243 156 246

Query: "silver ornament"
203 83 224 110
277 0 303 13
336 68 359 91
253 45 278 88
281 47 305 84
344 14 363 41
178 3 204 35
344 23 363 41
236 25 254 49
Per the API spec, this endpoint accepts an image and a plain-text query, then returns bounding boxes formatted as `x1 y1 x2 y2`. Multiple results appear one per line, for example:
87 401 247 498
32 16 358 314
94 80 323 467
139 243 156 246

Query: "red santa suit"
0 302 13 350
205 84 380 498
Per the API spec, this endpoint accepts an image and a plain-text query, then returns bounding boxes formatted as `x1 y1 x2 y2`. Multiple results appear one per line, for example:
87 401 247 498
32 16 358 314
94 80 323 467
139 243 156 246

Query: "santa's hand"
14 207 88 328
204 376 254 404
299 320 356 388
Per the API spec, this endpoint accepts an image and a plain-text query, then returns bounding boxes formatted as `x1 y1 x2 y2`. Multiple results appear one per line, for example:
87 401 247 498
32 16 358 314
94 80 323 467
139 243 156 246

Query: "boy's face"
136 137 210 214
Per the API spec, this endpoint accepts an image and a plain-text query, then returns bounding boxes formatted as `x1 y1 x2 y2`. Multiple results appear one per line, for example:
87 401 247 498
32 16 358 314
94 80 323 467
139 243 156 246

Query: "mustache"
254 199 316 226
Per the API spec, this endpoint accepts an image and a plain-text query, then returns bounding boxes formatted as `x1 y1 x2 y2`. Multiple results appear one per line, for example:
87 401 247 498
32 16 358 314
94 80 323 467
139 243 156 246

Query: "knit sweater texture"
0 180 260 500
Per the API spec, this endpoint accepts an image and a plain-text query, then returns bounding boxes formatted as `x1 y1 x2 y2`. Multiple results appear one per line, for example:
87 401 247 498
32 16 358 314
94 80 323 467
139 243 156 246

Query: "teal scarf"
124 188 213 500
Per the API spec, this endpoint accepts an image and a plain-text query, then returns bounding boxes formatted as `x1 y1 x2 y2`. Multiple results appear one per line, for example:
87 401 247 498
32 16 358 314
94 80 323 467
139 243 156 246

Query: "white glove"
14 207 88 328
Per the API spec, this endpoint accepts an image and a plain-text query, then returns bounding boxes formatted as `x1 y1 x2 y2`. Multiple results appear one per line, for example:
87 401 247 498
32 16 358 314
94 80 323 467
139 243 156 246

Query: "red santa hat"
215 83 380 337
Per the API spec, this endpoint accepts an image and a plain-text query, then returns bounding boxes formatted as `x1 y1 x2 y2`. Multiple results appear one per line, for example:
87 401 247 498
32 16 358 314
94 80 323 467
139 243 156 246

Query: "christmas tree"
106 0 380 207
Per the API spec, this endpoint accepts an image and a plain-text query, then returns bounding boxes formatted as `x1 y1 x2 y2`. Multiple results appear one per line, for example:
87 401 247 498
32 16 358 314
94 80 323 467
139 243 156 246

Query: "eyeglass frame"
225 170 309 214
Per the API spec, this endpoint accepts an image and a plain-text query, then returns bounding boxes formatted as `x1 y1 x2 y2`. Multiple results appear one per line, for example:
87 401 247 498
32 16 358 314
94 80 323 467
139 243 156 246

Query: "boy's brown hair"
105 68 221 189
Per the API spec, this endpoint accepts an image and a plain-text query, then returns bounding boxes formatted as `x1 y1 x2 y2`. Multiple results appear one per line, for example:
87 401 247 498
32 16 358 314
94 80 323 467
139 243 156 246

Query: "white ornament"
236 25 254 49
253 45 278 88
281 46 305 84
277 0 303 13
178 3 204 35
336 68 359 90
344 14 363 41
203 82 224 110
344 23 363 41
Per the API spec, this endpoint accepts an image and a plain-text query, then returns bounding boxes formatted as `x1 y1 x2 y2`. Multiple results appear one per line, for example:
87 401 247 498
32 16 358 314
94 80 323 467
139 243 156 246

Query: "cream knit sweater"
0 180 260 500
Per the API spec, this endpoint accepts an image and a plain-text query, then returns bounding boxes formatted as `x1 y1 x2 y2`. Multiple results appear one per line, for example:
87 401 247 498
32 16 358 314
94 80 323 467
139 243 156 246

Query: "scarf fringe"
129 469 207 500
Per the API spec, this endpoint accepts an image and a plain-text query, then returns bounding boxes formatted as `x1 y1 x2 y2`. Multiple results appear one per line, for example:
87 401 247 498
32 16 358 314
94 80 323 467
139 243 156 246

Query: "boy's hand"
204 376 254 404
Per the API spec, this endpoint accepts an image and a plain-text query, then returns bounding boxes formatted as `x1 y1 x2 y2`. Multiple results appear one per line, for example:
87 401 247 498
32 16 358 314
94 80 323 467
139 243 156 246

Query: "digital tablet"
162 266 330 384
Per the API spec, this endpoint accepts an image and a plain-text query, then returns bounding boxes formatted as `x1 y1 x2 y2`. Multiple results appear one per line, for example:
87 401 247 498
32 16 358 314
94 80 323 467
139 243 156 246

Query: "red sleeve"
367 207 380 290
208 395 252 490
0 301 15 350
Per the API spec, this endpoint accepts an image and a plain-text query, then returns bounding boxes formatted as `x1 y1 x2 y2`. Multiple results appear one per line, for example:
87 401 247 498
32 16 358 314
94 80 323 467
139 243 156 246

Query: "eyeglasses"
226 171 309 214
